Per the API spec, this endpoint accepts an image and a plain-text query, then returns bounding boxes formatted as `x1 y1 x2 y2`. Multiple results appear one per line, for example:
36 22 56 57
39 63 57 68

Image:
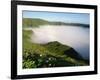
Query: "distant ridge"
23 18 89 28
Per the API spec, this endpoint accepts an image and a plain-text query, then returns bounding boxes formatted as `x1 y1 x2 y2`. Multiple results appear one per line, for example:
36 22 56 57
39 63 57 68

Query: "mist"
29 25 89 59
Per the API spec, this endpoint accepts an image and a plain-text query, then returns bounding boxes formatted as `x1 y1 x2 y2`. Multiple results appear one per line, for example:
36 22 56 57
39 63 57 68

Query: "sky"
23 11 90 24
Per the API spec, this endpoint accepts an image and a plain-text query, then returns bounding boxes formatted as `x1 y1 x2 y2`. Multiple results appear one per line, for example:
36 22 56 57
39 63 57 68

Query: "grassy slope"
23 18 49 27
23 30 89 69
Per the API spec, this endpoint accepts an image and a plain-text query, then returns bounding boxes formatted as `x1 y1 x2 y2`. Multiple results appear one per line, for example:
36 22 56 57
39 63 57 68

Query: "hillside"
23 30 89 68
23 18 49 27
23 18 89 28
44 41 83 60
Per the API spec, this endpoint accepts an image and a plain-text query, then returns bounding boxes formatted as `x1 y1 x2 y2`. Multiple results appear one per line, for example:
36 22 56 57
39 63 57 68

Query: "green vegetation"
23 18 49 27
23 30 89 69
23 18 89 28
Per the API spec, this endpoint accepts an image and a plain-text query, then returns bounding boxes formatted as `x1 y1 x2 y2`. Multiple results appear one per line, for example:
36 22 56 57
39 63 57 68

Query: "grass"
23 18 49 27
